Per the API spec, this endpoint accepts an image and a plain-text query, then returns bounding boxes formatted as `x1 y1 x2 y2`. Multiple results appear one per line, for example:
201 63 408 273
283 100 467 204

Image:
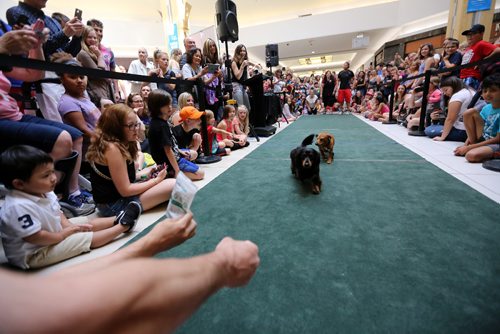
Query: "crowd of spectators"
0 1 498 331
0 2 260 331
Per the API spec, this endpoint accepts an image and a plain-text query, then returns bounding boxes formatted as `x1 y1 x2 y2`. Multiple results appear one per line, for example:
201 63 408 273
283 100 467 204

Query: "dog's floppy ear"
327 134 335 149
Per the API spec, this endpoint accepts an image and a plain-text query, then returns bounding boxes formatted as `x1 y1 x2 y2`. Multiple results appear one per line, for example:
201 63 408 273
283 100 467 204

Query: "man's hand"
63 17 84 38
0 30 38 55
215 237 260 288
146 213 197 253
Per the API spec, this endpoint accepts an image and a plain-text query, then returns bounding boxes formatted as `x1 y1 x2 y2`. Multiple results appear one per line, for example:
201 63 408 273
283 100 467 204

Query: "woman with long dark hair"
231 44 251 112
320 70 336 112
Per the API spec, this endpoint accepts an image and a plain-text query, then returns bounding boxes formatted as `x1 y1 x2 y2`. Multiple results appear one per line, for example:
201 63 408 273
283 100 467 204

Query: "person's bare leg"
139 178 176 211
69 136 83 194
465 146 494 163
190 133 202 152
472 112 484 143
90 224 128 248
87 217 117 231
184 170 205 181
49 130 73 162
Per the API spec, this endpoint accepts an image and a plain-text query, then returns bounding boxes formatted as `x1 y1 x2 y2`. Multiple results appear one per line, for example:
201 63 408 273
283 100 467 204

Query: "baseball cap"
461 24 485 36
180 106 204 121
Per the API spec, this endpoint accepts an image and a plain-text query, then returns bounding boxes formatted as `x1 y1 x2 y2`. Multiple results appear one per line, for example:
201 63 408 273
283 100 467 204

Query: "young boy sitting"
454 73 500 162
0 145 141 269
172 106 203 161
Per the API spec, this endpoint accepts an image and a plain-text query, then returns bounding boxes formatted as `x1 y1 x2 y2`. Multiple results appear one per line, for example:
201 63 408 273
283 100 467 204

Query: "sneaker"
115 201 142 232
64 194 96 216
80 189 94 204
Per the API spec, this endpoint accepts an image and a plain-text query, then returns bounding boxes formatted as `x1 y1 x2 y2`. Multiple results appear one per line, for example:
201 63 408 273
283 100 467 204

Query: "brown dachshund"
315 132 335 164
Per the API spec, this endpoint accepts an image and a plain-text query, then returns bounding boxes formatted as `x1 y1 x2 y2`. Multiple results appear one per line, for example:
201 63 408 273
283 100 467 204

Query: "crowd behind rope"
0 1 498 330
0 2 261 331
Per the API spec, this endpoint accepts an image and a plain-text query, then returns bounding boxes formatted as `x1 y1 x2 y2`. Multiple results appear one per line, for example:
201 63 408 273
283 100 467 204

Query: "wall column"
447 0 495 42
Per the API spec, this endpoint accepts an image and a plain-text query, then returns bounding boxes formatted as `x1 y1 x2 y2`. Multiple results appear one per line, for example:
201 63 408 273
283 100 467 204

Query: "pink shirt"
380 103 390 114
0 72 23 121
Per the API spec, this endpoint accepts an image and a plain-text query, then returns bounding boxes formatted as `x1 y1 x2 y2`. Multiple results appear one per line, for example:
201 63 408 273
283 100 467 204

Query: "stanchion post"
383 80 397 124
408 69 432 136
195 79 221 164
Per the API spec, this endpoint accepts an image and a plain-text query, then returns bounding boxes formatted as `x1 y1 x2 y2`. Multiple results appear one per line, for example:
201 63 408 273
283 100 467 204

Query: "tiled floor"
3 115 499 274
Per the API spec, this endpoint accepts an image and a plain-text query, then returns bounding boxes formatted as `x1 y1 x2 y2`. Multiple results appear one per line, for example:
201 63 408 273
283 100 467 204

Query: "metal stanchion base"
482 159 500 172
382 120 398 125
408 130 427 136
196 155 221 164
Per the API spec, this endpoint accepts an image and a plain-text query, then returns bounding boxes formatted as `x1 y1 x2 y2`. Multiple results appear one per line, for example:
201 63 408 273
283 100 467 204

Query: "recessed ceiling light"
312 51 315 54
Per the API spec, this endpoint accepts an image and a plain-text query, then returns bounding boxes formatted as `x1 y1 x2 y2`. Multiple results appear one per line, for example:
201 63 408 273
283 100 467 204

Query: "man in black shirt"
337 61 355 113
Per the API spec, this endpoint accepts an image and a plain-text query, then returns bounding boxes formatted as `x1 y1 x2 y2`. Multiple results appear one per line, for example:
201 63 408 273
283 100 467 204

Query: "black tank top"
90 160 136 204
232 62 248 84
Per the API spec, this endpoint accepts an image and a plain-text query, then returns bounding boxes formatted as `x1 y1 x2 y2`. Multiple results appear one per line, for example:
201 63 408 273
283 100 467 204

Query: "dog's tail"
301 134 315 147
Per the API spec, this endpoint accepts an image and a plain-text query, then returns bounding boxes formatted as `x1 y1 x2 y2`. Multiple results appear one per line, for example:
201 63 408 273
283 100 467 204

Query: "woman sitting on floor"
86 104 175 217
429 77 485 141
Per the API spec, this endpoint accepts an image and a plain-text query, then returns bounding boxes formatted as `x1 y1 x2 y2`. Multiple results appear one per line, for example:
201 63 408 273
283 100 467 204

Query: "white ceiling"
0 0 452 74
186 0 450 74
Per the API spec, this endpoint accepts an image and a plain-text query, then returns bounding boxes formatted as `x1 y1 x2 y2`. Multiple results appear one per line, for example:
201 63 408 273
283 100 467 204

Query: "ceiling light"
311 51 315 54
298 55 333 65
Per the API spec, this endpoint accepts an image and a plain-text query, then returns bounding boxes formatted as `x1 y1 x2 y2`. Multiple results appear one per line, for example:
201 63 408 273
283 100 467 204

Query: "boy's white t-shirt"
0 190 62 269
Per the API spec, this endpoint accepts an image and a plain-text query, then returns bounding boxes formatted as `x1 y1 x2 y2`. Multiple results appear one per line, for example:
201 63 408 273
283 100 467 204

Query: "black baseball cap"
461 24 485 36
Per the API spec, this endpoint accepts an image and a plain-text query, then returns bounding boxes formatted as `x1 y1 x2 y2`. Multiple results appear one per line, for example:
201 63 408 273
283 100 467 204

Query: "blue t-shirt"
480 104 500 139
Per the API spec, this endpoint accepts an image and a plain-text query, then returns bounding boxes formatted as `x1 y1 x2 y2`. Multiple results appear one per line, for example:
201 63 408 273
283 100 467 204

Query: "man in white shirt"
128 47 156 94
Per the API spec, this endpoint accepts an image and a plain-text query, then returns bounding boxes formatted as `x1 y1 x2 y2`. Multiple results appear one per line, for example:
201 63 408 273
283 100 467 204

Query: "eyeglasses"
124 122 141 130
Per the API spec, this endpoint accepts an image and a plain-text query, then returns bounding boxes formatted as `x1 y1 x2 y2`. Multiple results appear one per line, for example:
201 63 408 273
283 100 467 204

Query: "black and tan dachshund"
290 134 322 194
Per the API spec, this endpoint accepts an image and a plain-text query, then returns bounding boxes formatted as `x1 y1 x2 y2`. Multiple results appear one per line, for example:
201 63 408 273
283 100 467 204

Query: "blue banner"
467 0 492 13
168 23 179 50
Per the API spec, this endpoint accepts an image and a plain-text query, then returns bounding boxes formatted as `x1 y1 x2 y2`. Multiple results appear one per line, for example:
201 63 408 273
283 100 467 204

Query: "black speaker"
265 44 279 67
215 0 239 43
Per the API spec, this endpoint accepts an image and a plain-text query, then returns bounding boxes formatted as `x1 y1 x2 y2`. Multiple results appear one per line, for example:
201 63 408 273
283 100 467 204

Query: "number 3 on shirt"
18 214 34 229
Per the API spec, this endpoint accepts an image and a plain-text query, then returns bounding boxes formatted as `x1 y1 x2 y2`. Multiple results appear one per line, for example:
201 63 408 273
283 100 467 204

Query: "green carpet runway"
126 115 500 333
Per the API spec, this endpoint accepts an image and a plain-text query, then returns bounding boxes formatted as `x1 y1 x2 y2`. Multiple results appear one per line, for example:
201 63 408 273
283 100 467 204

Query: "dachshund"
290 134 321 194
315 132 335 164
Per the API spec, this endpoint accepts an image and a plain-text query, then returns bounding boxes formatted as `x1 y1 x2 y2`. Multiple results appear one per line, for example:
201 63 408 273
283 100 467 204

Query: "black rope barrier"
0 53 226 162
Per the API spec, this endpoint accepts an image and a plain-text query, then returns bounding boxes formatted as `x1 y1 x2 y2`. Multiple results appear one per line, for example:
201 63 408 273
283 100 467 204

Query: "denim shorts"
178 157 199 173
462 77 480 91
0 115 82 153
96 196 142 217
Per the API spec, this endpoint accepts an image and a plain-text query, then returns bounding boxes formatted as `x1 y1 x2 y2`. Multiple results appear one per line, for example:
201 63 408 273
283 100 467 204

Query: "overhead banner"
467 0 492 13
168 23 180 50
